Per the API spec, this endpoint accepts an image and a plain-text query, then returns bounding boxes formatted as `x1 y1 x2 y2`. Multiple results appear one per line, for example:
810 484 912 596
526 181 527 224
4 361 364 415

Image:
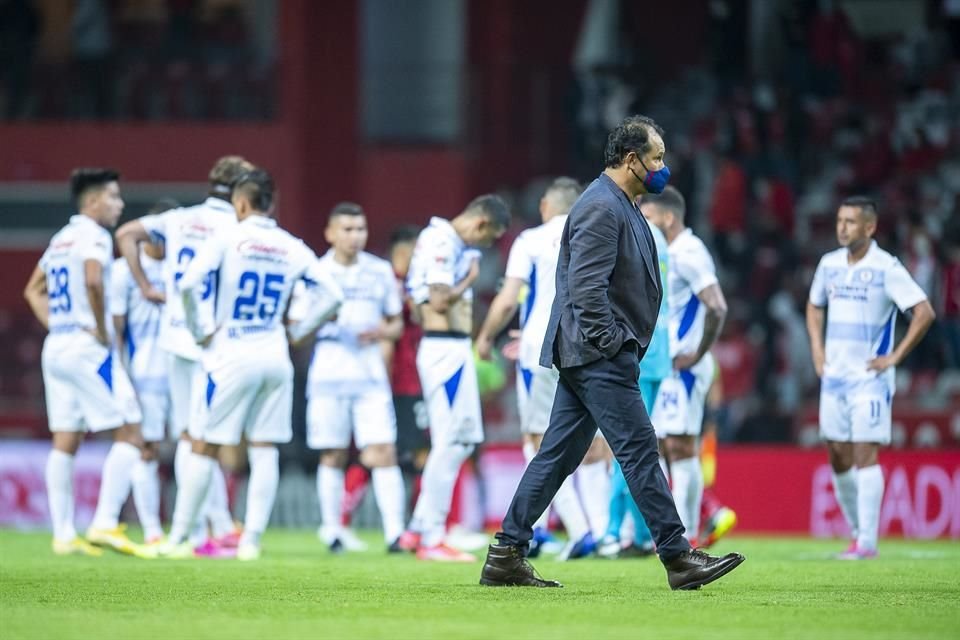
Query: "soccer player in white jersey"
806 196 934 559
397 194 510 562
641 186 728 543
109 201 178 544
293 202 406 553
115 156 252 553
22 168 149 557
475 177 604 560
160 169 342 560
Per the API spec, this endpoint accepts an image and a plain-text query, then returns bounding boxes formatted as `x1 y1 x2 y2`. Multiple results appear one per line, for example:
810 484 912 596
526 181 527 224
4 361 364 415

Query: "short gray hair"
544 177 582 215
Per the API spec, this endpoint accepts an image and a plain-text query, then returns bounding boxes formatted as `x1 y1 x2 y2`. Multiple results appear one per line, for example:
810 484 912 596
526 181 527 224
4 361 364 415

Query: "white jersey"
180 215 341 366
809 241 927 390
39 214 114 343
406 216 480 305
109 253 167 395
139 197 237 360
504 214 567 368
295 250 402 396
667 228 719 358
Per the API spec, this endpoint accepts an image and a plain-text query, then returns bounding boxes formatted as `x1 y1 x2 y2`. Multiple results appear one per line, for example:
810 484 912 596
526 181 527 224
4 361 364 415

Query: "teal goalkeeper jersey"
639 224 671 381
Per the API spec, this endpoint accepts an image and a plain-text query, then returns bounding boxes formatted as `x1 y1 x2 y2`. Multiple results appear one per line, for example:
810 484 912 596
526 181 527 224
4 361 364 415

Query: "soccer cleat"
527 527 552 559
834 540 859 560
237 544 261 561
52 537 103 557
387 538 405 554
193 539 237 559
145 534 166 546
156 540 196 560
86 524 146 557
416 543 476 563
212 527 243 549
596 534 622 559
617 541 656 559
556 532 596 561
396 530 421 553
699 506 737 549
837 542 877 560
328 538 345 554
339 528 369 552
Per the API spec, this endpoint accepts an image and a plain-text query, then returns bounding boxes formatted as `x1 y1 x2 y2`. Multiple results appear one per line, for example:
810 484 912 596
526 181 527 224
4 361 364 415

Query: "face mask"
632 157 671 194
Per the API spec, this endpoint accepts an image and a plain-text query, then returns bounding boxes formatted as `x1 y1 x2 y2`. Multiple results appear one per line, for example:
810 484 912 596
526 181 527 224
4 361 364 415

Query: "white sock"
206 465 235 538
175 440 211 544
91 441 140 530
552 475 591 540
318 465 345 543
169 454 215 544
831 467 859 540
577 458 610 539
241 446 279 548
522 442 550 530
410 443 473 547
372 466 406 543
132 458 163 541
669 456 703 542
856 465 884 552
46 449 76 542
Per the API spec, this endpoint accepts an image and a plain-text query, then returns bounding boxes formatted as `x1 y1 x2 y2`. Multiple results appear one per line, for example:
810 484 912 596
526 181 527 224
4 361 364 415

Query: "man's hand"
673 352 701 371
867 354 897 373
141 285 166 304
475 333 495 361
812 350 825 378
500 330 521 361
87 327 109 347
357 327 383 345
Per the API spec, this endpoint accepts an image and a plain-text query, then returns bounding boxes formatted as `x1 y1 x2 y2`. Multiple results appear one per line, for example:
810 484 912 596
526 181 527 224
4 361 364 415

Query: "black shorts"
394 394 430 467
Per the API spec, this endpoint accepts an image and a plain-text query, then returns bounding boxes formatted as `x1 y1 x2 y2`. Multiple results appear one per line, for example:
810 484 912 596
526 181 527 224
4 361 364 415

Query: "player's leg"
307 394 351 551
848 384 890 558
821 387 859 552
407 339 481 561
577 436 611 543
356 390 406 550
168 355 211 546
41 344 99 556
83 355 148 555
131 390 167 544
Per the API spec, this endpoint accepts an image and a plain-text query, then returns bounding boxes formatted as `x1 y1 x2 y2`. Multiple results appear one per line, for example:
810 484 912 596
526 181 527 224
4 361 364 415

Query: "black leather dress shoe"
663 548 745 590
479 544 563 587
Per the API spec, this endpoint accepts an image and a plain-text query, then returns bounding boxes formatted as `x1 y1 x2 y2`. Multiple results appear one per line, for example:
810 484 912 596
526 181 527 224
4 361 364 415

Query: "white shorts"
42 335 142 433
137 390 170 442
819 377 892 444
516 364 558 435
652 353 714 438
306 388 397 450
417 335 484 446
196 353 294 447
167 354 205 439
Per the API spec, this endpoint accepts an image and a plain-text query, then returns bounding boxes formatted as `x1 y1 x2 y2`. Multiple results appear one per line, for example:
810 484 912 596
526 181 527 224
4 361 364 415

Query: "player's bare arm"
23 265 49 329
115 220 165 304
805 302 826 378
476 276 524 360
421 263 478 333
867 300 935 372
357 313 403 345
674 282 727 371
83 259 109 345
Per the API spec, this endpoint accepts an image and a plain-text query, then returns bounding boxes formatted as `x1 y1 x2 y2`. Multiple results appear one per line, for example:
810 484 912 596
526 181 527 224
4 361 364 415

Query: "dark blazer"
540 173 662 369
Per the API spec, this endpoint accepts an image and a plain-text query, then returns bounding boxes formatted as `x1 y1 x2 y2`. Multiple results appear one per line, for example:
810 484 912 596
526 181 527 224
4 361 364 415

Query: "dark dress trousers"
496 173 691 561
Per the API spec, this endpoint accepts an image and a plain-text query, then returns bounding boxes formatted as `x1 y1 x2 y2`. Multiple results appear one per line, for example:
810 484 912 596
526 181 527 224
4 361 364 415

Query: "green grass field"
1 530 957 640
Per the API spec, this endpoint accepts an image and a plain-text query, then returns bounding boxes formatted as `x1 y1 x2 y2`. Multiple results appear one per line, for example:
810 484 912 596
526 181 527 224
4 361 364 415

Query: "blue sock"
606 460 630 539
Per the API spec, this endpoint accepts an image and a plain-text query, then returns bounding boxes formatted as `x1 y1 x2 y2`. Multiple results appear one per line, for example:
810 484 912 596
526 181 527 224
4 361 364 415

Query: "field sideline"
1 530 957 639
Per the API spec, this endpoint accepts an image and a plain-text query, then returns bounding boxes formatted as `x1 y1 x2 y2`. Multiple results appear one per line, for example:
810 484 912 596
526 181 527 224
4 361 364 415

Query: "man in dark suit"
480 115 745 590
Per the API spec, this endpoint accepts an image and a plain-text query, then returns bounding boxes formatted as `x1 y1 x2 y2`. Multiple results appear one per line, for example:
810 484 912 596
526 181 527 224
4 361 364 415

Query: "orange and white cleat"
416 543 476 563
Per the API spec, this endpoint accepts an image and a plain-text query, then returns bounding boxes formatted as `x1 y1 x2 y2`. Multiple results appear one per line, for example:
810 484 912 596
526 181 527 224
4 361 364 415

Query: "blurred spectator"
71 0 114 118
0 0 40 119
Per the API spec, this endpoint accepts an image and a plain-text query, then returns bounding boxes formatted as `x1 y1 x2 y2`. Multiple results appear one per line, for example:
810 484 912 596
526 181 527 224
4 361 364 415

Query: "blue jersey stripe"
677 295 700 340
876 311 895 356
